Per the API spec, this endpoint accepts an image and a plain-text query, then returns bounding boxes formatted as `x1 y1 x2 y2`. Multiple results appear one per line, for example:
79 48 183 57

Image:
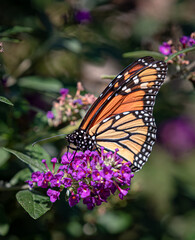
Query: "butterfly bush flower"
159 32 195 65
26 148 134 209
47 111 54 119
47 189 60 203
47 82 97 127
75 9 91 24
180 36 195 47
60 88 69 96
159 42 171 56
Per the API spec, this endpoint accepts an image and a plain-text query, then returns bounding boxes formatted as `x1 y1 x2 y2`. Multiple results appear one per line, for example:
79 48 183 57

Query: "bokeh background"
0 0 195 239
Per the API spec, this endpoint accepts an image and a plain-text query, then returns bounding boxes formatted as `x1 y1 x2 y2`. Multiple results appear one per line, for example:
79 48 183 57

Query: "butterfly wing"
87 58 167 171
80 56 155 131
89 111 156 172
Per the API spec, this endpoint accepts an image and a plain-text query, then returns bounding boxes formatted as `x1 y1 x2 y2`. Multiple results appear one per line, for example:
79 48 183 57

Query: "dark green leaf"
63 39 82 53
16 190 52 219
123 51 164 60
18 76 63 92
25 144 52 170
25 144 51 162
97 211 132 234
0 26 32 37
0 205 9 236
0 148 10 167
3 147 45 172
10 168 32 186
0 96 14 106
0 37 20 42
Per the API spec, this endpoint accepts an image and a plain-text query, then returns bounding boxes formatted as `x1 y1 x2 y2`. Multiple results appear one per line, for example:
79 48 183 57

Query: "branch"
0 181 29 191
165 45 195 63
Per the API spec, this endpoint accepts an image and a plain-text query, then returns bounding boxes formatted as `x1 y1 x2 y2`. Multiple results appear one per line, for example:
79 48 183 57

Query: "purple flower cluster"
159 34 195 57
180 36 195 47
27 148 134 209
46 83 97 126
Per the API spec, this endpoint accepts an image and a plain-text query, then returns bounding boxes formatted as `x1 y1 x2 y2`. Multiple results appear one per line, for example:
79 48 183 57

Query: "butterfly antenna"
67 147 78 171
72 149 78 161
32 134 67 146
67 145 70 161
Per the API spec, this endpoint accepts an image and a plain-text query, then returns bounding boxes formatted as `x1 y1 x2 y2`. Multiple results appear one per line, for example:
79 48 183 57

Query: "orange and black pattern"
66 56 168 172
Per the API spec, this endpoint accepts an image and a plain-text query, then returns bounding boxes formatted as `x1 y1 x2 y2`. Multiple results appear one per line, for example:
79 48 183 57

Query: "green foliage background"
0 0 195 240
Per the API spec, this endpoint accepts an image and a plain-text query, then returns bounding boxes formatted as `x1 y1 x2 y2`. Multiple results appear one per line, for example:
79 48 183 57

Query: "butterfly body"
66 129 96 151
66 56 167 172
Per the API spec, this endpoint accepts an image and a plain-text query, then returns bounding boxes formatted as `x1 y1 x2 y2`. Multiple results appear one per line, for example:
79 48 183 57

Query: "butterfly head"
66 129 96 151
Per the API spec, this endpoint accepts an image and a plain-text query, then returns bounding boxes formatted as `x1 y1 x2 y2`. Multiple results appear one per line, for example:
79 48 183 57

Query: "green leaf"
0 37 20 43
10 168 32 186
0 26 32 37
123 50 164 60
18 76 63 92
25 144 52 170
165 45 195 62
0 96 14 106
0 147 10 167
97 211 132 234
25 144 51 162
3 147 45 172
16 190 52 219
63 38 82 53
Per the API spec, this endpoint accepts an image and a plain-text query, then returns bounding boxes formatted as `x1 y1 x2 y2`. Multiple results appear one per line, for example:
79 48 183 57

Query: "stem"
0 184 29 191
101 75 115 80
165 45 195 63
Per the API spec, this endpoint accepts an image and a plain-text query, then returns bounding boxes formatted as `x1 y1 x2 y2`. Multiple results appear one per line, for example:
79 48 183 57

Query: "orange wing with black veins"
87 58 167 171
80 56 155 131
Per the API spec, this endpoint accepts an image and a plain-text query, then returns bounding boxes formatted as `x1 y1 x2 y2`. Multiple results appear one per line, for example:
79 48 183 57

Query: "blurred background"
0 0 195 239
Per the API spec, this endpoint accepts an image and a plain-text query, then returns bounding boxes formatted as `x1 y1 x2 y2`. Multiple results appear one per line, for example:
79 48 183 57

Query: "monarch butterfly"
66 56 168 172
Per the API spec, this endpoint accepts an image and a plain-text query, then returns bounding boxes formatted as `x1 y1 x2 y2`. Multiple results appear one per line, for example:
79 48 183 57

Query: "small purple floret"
92 170 101 181
26 180 33 188
180 36 189 45
47 189 60 202
69 194 80 207
44 171 53 181
118 188 129 200
73 99 83 105
77 186 91 198
101 166 113 180
75 9 91 23
159 42 171 56
46 111 54 119
188 38 195 46
60 88 69 95
61 177 72 188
